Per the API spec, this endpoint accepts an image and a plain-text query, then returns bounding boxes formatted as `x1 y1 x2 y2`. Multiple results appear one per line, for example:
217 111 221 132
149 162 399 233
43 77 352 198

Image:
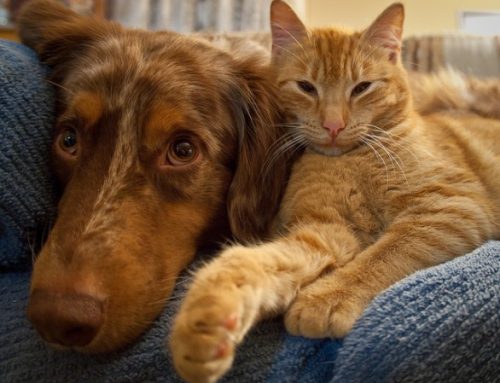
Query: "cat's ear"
270 0 307 55
361 3 404 64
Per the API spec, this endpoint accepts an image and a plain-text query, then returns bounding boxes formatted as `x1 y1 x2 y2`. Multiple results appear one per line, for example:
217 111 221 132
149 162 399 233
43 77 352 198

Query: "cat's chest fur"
276 149 391 245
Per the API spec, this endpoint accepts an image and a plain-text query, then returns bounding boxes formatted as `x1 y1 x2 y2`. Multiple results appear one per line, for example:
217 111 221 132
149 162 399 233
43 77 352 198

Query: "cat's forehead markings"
309 32 362 84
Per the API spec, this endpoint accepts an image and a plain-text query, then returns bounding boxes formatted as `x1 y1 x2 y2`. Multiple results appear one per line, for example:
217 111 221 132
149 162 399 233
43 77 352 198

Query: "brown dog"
17 0 288 353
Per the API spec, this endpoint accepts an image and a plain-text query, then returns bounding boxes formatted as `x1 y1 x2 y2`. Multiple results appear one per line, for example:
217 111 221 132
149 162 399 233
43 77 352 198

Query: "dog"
17 0 289 353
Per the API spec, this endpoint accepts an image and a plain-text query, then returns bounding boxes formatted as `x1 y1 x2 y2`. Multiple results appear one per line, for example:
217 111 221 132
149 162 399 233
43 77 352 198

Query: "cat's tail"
410 69 500 119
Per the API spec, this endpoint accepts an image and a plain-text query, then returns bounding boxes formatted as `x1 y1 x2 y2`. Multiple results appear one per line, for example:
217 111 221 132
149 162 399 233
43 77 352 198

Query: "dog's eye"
351 81 372 98
57 128 79 157
296 80 317 95
167 138 198 166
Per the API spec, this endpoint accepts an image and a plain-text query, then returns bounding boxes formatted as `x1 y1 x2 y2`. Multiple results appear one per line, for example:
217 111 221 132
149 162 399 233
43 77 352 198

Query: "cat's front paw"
169 286 246 383
284 274 366 338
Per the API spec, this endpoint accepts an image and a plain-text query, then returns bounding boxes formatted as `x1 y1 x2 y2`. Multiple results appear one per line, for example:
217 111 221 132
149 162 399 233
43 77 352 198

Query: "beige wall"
305 0 500 36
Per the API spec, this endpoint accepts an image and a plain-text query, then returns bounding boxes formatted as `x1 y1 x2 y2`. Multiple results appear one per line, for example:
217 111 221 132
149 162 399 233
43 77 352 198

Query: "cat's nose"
323 120 345 138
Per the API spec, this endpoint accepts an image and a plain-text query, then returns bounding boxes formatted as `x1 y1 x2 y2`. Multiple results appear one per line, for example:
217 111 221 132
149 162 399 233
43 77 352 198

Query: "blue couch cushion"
0 40 57 269
1 243 498 382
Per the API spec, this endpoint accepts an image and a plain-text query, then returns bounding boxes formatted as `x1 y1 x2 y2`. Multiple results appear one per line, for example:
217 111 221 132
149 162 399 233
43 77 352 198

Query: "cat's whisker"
274 122 302 126
268 134 305 162
361 123 401 138
370 123 438 161
366 125 410 146
261 133 305 179
265 130 303 157
374 134 422 166
364 134 409 185
357 122 407 146
360 136 390 185
365 134 404 167
363 123 424 165
273 123 303 129
243 94 265 135
263 139 301 170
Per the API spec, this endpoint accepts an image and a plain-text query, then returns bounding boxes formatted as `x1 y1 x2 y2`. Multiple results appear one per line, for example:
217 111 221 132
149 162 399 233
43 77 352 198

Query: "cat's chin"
309 145 347 157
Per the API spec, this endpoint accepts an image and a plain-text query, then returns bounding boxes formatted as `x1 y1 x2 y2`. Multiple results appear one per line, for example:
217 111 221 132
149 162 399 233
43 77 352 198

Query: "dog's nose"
27 289 104 347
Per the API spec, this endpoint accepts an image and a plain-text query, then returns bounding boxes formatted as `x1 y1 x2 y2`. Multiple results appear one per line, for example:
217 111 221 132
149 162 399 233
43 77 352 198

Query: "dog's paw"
284 274 365 338
169 283 250 383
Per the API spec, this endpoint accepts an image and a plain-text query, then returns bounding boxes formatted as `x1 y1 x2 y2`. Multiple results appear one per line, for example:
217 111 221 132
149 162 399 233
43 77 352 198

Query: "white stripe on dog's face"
78 38 147 240
82 103 137 241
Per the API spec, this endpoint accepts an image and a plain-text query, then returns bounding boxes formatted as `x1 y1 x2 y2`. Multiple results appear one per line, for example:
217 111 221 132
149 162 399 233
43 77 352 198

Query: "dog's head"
18 0 287 352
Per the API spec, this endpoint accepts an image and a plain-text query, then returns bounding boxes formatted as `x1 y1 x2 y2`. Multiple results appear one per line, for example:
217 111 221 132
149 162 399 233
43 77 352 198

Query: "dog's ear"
226 57 292 243
17 0 120 75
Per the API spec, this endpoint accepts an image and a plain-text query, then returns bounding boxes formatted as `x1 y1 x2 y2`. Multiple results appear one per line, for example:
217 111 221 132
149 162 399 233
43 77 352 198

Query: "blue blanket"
1 40 499 383
0 40 56 270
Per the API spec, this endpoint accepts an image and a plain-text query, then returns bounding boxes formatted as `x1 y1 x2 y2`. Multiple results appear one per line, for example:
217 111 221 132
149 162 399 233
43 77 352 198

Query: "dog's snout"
27 289 104 348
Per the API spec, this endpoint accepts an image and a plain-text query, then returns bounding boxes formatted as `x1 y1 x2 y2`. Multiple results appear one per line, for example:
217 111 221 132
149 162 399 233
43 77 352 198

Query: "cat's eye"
296 80 317 95
351 81 372 98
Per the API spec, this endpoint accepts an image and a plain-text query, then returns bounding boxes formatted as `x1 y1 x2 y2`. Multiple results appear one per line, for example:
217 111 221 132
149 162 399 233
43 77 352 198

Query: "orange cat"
170 2 500 382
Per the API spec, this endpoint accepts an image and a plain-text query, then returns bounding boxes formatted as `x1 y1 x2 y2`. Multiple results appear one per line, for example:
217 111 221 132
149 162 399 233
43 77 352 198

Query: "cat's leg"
169 222 360 383
285 203 491 338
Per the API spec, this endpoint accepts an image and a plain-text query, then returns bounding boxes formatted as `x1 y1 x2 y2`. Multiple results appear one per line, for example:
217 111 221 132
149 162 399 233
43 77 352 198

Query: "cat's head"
270 1 411 156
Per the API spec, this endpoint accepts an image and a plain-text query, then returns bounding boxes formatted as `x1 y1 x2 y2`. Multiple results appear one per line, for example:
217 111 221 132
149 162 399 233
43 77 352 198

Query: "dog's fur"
18 0 289 352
